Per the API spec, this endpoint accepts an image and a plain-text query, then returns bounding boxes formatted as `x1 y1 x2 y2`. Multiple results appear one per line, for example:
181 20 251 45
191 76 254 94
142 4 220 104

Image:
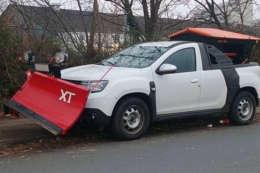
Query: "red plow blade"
3 72 90 135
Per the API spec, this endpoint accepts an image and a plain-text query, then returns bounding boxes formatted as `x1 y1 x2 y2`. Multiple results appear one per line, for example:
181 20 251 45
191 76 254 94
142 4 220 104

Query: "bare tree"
0 0 9 14
104 0 191 42
2 0 103 64
87 0 98 55
194 0 254 33
104 0 144 42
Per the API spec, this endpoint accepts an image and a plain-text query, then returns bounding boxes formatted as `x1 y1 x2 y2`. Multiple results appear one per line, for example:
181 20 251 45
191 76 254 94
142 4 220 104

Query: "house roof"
1 5 126 34
168 27 260 41
0 5 221 35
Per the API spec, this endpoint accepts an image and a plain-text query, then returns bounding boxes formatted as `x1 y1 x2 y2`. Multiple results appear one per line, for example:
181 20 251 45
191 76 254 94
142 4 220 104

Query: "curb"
1 109 260 145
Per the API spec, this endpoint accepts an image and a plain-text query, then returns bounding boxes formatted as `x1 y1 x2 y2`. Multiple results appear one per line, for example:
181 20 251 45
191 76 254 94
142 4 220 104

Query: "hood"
61 64 143 81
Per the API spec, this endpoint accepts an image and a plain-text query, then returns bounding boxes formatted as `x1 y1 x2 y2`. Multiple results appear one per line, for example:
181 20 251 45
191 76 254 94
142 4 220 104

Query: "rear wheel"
111 97 150 140
228 91 256 125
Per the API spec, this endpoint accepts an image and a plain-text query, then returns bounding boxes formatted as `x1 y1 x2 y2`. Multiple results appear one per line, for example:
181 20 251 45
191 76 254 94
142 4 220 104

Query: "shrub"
0 22 27 102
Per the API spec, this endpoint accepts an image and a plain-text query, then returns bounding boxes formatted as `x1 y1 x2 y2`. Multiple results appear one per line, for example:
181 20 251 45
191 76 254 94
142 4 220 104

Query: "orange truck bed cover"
168 28 260 41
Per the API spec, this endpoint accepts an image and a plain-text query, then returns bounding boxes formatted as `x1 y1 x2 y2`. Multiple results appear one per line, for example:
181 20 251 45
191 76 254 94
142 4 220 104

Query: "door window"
163 48 196 73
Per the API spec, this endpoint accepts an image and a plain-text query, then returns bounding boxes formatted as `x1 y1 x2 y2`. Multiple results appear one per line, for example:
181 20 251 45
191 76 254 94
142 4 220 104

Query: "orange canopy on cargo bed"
168 28 260 41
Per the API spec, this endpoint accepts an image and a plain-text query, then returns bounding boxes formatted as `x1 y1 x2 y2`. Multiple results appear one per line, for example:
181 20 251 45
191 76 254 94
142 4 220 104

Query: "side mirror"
156 63 177 75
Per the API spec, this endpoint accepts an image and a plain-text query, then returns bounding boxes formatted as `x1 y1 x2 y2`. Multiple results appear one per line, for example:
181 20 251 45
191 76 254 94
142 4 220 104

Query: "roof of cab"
168 28 260 41
136 41 184 47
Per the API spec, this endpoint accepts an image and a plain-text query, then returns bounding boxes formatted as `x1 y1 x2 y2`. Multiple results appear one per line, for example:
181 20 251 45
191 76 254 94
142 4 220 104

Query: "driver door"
152 45 202 116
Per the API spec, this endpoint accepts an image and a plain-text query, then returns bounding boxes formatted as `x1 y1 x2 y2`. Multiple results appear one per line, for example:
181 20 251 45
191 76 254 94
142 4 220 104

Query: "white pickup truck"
59 41 260 140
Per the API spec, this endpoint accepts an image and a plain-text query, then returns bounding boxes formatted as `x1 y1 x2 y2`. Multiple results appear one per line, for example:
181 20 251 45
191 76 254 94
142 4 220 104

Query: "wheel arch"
111 92 156 123
223 86 259 113
236 87 259 106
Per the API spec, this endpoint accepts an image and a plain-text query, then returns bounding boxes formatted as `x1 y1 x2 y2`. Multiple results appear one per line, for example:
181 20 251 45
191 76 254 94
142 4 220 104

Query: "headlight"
55 52 68 64
24 51 35 62
80 80 109 92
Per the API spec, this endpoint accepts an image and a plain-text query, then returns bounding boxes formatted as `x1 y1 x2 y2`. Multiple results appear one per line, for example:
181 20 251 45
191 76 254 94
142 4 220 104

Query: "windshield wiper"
100 60 114 66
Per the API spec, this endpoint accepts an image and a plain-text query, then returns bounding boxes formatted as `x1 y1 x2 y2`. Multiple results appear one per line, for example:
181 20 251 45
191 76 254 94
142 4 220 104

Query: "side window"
163 48 196 73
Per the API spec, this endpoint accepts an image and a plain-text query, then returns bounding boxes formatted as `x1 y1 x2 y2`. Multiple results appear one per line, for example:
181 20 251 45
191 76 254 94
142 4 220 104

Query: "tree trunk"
150 0 161 40
206 0 223 29
124 0 143 42
142 0 149 38
87 0 98 57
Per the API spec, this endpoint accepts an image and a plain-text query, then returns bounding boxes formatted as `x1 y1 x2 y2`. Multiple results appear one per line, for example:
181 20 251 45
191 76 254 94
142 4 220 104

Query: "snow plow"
2 52 90 135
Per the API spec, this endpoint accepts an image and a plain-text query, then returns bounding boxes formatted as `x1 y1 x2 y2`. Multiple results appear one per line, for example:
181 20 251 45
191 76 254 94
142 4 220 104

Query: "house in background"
0 4 128 53
1 3 259 54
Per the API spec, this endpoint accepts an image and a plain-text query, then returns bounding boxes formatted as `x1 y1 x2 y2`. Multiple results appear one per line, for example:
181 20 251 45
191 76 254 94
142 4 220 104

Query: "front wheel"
111 97 150 140
228 91 256 125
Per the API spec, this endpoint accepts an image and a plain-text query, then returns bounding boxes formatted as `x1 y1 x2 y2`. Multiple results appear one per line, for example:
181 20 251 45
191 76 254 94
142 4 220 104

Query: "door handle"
191 79 199 83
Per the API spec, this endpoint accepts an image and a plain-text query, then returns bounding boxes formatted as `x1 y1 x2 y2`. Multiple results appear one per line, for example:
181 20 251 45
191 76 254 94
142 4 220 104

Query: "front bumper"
85 90 118 117
63 79 118 117
80 108 111 127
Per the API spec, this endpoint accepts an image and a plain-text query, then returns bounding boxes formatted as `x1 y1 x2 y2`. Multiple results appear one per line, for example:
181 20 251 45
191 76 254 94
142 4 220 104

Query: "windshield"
100 45 170 68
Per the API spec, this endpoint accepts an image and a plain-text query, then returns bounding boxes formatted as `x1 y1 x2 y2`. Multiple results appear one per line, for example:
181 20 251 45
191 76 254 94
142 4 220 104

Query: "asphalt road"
1 120 260 173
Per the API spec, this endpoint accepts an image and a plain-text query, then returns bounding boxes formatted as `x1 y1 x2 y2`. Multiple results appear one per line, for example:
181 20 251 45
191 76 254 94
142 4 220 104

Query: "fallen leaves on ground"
0 132 108 158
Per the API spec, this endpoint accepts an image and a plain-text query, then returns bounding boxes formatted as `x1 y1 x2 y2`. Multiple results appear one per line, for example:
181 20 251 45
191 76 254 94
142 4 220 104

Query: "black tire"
228 91 256 125
110 97 150 140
